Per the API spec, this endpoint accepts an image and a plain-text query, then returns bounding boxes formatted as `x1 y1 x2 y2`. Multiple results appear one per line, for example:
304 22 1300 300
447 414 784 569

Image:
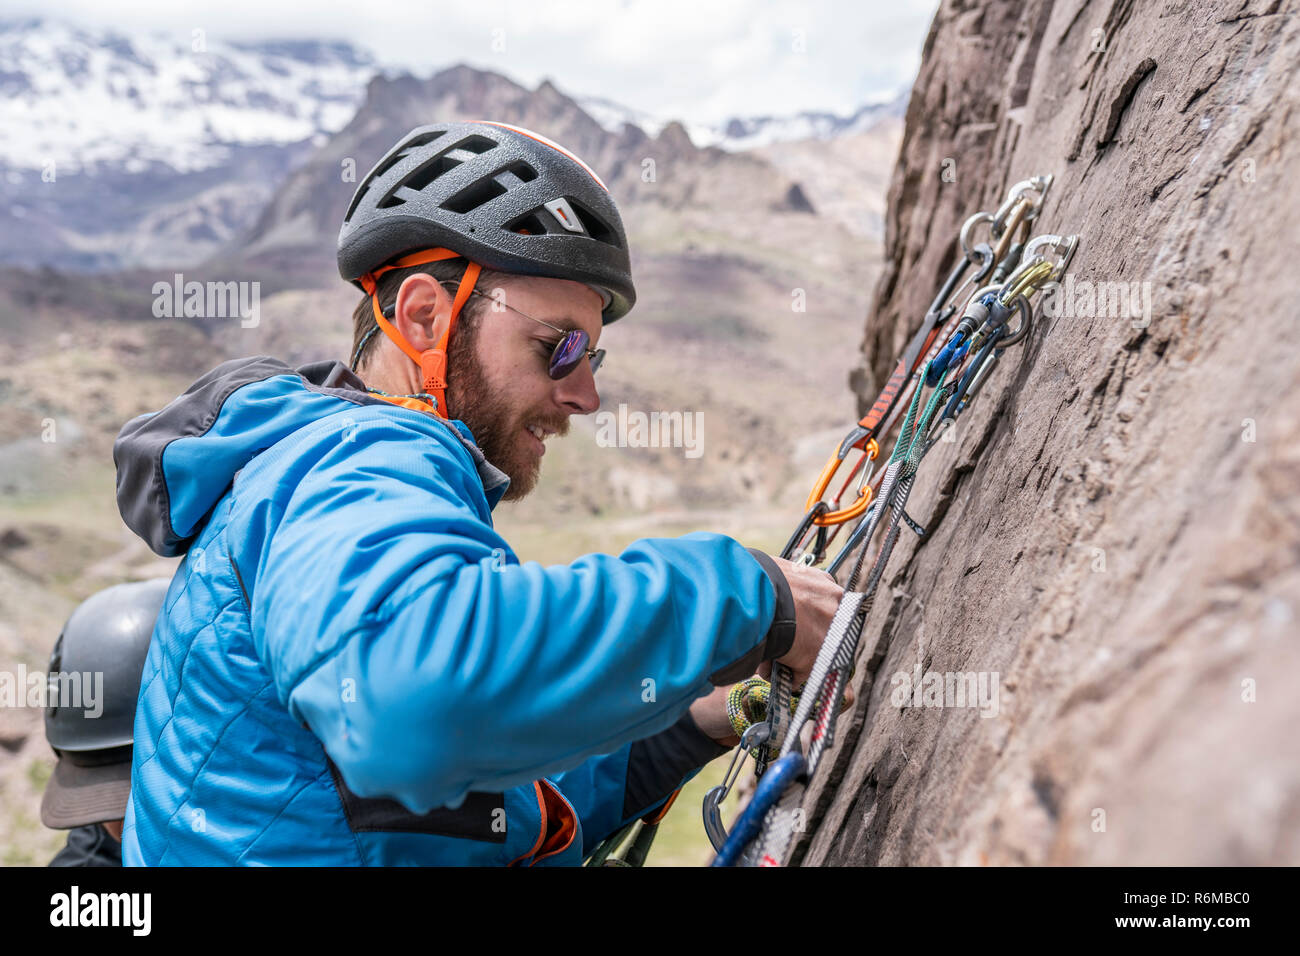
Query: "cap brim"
40 757 131 829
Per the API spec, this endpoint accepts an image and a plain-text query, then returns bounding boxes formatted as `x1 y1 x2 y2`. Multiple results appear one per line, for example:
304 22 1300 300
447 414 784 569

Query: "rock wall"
799 0 1300 865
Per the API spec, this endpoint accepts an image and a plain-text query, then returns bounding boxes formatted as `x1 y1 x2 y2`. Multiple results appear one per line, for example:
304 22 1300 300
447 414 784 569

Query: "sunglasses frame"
460 286 604 379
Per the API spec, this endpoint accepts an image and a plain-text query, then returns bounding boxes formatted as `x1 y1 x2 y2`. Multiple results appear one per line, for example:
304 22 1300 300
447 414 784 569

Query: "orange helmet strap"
359 252 482 419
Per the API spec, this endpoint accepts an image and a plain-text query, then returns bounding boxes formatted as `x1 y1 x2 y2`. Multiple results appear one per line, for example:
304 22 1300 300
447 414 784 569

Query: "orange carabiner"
804 437 880 526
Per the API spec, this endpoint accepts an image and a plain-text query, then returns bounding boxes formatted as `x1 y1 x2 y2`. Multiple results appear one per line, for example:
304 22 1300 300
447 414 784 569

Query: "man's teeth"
527 424 547 440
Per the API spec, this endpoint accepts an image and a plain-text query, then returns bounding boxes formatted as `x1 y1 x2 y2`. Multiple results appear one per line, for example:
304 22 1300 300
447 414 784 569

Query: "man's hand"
690 672 855 750
761 555 845 689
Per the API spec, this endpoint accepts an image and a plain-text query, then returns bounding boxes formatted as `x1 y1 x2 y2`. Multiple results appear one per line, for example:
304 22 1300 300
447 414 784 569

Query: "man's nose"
554 357 600 415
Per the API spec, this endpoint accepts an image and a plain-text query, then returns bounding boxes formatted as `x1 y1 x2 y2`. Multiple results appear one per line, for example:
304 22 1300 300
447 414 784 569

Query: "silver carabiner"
994 292 1033 347
941 242 994 317
960 212 994 262
990 194 1022 239
852 448 879 501
702 722 771 852
1022 233 1078 279
1004 173 1054 221
702 787 730 852
959 283 1002 326
992 175 1054 237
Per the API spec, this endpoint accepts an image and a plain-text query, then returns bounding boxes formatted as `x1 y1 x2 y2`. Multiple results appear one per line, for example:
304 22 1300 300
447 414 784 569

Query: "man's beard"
445 328 566 502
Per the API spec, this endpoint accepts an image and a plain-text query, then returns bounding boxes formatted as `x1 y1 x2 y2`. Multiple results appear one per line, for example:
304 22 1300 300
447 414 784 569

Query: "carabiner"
957 349 1001 413
711 752 807 867
826 499 880 577
1022 233 1078 281
991 197 1032 264
779 501 828 561
805 432 880 527
990 193 1024 240
702 722 772 853
702 787 730 853
992 292 1033 347
1002 173 1053 222
960 211 994 262
1001 259 1056 305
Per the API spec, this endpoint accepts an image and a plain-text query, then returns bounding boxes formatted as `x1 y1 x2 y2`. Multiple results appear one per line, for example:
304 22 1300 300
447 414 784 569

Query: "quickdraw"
709 173 1081 866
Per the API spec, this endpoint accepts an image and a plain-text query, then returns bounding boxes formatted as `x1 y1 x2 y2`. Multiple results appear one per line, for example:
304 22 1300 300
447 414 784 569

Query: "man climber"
114 120 843 865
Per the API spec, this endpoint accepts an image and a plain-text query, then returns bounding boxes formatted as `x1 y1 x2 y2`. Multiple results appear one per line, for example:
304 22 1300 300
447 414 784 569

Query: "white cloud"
3 0 939 125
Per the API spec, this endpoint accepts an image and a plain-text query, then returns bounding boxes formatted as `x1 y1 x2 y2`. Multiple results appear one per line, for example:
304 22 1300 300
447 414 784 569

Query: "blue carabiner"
711 752 807 867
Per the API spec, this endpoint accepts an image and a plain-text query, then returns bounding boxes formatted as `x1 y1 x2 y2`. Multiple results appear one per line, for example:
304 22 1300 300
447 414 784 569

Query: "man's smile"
524 422 561 455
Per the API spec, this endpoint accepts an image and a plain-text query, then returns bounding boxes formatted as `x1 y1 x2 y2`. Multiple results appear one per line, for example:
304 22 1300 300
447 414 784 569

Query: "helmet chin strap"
358 248 482 420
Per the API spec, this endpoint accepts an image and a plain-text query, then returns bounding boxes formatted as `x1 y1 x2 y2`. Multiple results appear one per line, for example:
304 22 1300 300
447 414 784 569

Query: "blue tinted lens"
549 330 590 379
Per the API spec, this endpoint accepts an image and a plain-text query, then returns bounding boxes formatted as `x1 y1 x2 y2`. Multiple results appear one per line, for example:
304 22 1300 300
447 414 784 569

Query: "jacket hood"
114 356 509 557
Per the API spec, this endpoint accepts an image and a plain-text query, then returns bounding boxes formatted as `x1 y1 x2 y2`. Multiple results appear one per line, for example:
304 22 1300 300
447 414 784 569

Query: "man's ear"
392 274 453 349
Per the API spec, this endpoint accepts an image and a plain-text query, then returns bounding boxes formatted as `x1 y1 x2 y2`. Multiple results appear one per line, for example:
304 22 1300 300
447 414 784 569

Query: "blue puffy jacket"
113 356 794 865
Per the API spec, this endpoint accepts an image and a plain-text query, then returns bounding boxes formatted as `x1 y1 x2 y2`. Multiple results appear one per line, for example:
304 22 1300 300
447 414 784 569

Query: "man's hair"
349 259 516 373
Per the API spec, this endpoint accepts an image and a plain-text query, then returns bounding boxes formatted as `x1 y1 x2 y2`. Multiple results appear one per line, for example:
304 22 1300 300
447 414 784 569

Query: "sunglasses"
460 288 604 379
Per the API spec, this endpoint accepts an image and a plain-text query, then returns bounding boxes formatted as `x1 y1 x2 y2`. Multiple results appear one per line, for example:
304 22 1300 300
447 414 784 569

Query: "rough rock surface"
797 0 1300 865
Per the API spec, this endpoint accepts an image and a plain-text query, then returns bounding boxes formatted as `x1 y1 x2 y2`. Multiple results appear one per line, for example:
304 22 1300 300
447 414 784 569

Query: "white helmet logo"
544 198 587 234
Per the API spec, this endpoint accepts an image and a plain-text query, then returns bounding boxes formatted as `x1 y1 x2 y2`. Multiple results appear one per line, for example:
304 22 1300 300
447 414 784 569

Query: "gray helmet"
337 120 635 322
41 578 169 828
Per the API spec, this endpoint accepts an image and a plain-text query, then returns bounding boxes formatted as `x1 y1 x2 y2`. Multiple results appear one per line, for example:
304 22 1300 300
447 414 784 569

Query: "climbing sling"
709 174 1081 866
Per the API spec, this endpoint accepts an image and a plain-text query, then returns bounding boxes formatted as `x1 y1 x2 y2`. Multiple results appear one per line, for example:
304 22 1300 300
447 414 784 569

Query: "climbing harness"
708 173 1081 865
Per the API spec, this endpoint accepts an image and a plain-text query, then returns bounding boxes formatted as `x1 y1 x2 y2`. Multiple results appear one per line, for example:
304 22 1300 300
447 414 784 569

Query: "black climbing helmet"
41 578 169 828
337 120 636 322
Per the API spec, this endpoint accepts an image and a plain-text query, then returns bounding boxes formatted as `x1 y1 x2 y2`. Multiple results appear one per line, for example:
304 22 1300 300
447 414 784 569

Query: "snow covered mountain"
0 17 905 271
0 17 376 175
578 90 907 151
0 18 379 269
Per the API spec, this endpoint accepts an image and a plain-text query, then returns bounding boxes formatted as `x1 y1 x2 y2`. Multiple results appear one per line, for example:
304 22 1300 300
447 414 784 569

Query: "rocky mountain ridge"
0 18 905 272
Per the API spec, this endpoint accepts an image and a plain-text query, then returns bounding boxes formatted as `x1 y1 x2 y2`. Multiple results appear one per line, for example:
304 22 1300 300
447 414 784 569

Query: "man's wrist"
706 547 796 686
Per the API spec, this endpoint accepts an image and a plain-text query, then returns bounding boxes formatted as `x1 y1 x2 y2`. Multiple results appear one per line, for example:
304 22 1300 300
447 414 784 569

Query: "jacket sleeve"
243 411 794 814
549 709 731 858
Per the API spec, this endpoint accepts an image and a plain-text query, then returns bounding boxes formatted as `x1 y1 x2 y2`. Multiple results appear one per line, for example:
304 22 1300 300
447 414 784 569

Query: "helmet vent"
566 197 620 247
504 161 538 184
378 135 499 209
503 211 551 235
441 177 506 214
373 130 447 183
441 161 538 214
345 130 449 222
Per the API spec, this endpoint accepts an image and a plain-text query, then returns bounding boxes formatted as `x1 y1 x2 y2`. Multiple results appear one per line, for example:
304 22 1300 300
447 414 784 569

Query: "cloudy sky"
11 0 940 124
